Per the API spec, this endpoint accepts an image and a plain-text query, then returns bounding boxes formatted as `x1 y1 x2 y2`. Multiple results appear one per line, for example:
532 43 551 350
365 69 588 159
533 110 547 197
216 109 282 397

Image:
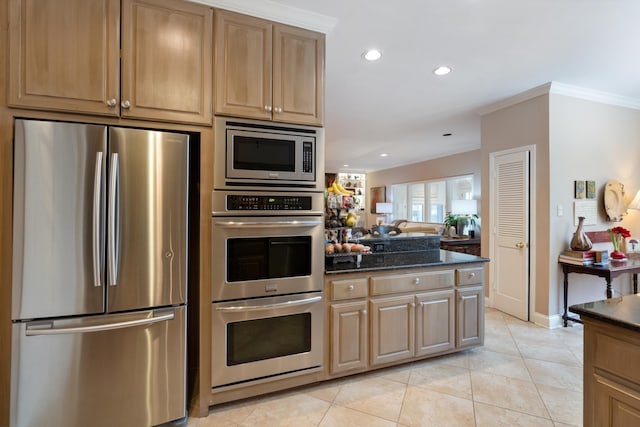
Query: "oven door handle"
215 295 322 312
213 220 322 228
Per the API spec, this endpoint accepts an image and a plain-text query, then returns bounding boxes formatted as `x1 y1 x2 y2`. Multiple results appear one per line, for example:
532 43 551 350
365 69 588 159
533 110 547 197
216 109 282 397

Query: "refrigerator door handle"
25 309 175 336
92 152 103 288
108 153 119 286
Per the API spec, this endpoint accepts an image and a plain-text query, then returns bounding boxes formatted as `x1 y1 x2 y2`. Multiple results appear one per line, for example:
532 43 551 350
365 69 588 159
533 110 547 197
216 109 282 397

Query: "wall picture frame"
574 180 586 199
586 180 596 199
370 186 386 213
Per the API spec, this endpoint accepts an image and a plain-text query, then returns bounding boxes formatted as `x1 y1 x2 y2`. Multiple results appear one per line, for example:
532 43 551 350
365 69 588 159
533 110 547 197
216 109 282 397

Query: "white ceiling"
204 0 640 173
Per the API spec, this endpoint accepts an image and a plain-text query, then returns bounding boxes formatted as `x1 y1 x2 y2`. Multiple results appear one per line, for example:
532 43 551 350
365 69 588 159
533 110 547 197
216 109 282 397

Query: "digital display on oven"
227 195 312 210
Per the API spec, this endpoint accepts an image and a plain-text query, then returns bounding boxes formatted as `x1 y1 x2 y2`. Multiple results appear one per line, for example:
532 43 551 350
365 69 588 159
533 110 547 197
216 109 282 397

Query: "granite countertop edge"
570 294 640 333
325 251 489 275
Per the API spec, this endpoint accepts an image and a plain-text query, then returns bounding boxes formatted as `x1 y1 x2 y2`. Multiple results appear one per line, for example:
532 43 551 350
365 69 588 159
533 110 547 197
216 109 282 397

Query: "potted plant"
443 213 458 236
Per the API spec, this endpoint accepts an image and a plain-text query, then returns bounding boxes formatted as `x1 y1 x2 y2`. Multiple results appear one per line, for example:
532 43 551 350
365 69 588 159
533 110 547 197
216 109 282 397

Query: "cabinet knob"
347 284 355 291
264 105 272 112
106 98 117 107
361 309 367 316
274 107 282 113
121 100 131 109
414 278 420 285
468 272 476 278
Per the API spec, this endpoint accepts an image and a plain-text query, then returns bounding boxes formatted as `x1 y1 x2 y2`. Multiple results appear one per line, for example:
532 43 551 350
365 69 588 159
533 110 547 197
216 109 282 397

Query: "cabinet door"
121 0 213 124
330 301 368 374
8 0 120 115
456 286 484 348
214 9 272 121
370 295 414 366
272 24 324 126
416 290 455 357
594 374 640 427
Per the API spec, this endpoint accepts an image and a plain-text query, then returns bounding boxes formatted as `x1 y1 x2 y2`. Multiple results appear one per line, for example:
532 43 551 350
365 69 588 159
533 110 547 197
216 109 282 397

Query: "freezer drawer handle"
25 311 175 336
93 152 103 288
215 295 322 312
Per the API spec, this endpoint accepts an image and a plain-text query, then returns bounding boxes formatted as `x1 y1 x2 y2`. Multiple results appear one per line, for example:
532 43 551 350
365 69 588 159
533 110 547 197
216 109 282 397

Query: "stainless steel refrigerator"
10 119 189 427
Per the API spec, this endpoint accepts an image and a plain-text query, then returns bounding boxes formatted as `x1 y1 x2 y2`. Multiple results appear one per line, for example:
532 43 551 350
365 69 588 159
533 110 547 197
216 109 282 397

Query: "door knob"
516 242 527 249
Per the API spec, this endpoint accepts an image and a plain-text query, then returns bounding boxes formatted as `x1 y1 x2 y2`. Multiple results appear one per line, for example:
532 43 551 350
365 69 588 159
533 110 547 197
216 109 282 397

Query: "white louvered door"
491 150 530 320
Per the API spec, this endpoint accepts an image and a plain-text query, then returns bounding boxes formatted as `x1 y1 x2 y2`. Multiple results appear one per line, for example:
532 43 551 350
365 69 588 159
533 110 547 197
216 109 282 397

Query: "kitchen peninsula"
570 295 640 426
325 232 488 377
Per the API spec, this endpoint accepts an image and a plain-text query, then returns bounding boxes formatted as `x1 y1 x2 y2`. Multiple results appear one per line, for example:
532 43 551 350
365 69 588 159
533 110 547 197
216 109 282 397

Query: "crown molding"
549 82 640 110
478 81 640 116
193 0 338 33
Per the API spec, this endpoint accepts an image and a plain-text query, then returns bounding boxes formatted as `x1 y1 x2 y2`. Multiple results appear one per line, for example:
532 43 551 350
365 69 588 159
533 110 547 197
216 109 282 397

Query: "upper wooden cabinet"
214 9 325 126
8 0 213 125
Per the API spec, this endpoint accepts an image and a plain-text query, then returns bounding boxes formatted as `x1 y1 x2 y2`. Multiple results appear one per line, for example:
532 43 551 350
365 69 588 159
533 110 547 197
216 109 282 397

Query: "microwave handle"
213 220 322 228
215 295 322 312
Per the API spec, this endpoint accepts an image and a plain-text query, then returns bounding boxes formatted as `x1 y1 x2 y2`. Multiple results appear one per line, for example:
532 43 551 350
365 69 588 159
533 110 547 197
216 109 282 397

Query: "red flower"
610 226 631 238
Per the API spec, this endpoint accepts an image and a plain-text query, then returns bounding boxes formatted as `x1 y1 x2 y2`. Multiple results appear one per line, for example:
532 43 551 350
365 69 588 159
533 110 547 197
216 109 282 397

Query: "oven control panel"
227 195 313 211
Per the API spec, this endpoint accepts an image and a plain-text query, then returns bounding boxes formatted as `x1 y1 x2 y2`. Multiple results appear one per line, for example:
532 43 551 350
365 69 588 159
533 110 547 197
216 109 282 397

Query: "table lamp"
628 190 640 211
376 202 393 225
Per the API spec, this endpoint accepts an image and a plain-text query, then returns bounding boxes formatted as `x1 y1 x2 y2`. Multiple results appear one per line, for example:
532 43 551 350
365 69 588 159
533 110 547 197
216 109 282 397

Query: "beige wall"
481 90 640 321
548 94 640 313
366 150 481 227
480 94 551 316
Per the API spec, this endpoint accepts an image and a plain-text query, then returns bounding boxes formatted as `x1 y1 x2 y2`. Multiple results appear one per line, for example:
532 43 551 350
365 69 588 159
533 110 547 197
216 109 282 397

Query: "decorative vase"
570 216 593 251
611 250 627 260
610 234 627 259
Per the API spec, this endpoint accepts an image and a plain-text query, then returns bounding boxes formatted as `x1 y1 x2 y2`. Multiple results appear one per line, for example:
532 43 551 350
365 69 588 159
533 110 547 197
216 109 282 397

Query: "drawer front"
331 278 368 301
593 331 640 384
456 267 484 286
370 270 454 296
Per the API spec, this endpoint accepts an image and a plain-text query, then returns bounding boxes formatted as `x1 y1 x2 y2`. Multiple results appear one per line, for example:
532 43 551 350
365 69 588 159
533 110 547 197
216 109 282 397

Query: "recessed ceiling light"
363 49 382 61
343 164 349 167
433 65 453 76
380 153 388 157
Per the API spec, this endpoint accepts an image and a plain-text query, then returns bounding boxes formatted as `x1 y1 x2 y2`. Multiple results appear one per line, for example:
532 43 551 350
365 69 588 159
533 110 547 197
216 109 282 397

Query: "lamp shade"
451 199 477 216
375 202 393 214
629 190 640 210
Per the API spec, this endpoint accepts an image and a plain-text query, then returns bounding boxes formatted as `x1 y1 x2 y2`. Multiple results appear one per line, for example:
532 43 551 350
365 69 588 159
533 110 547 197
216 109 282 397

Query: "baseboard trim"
532 312 563 329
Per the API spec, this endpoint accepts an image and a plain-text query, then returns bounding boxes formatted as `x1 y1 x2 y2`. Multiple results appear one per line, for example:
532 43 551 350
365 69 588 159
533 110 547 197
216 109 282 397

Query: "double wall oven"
211 117 325 390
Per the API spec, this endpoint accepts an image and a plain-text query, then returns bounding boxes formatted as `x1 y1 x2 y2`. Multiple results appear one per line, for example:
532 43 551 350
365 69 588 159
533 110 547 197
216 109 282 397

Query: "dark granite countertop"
570 294 640 333
325 249 489 274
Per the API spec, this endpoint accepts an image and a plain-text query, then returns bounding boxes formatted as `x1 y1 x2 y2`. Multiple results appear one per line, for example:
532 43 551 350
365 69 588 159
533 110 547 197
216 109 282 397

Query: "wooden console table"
440 237 481 256
560 255 640 327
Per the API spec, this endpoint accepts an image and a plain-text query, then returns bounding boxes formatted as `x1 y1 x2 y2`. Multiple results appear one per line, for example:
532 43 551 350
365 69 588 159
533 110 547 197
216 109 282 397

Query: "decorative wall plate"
604 180 627 222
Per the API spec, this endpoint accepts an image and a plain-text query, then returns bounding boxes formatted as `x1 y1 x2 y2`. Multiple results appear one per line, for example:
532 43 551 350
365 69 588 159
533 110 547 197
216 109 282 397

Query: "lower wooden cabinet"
416 290 455 356
456 285 484 348
582 319 640 426
330 301 367 374
370 295 415 366
594 374 640 426
328 264 484 376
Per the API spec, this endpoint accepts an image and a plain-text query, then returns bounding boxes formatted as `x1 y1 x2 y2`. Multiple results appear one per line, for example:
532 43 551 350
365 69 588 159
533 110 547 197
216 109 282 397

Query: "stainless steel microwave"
214 117 324 191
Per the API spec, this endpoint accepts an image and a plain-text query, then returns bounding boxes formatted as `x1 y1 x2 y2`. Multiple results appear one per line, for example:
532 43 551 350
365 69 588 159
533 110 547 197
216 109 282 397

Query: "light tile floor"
188 308 584 427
